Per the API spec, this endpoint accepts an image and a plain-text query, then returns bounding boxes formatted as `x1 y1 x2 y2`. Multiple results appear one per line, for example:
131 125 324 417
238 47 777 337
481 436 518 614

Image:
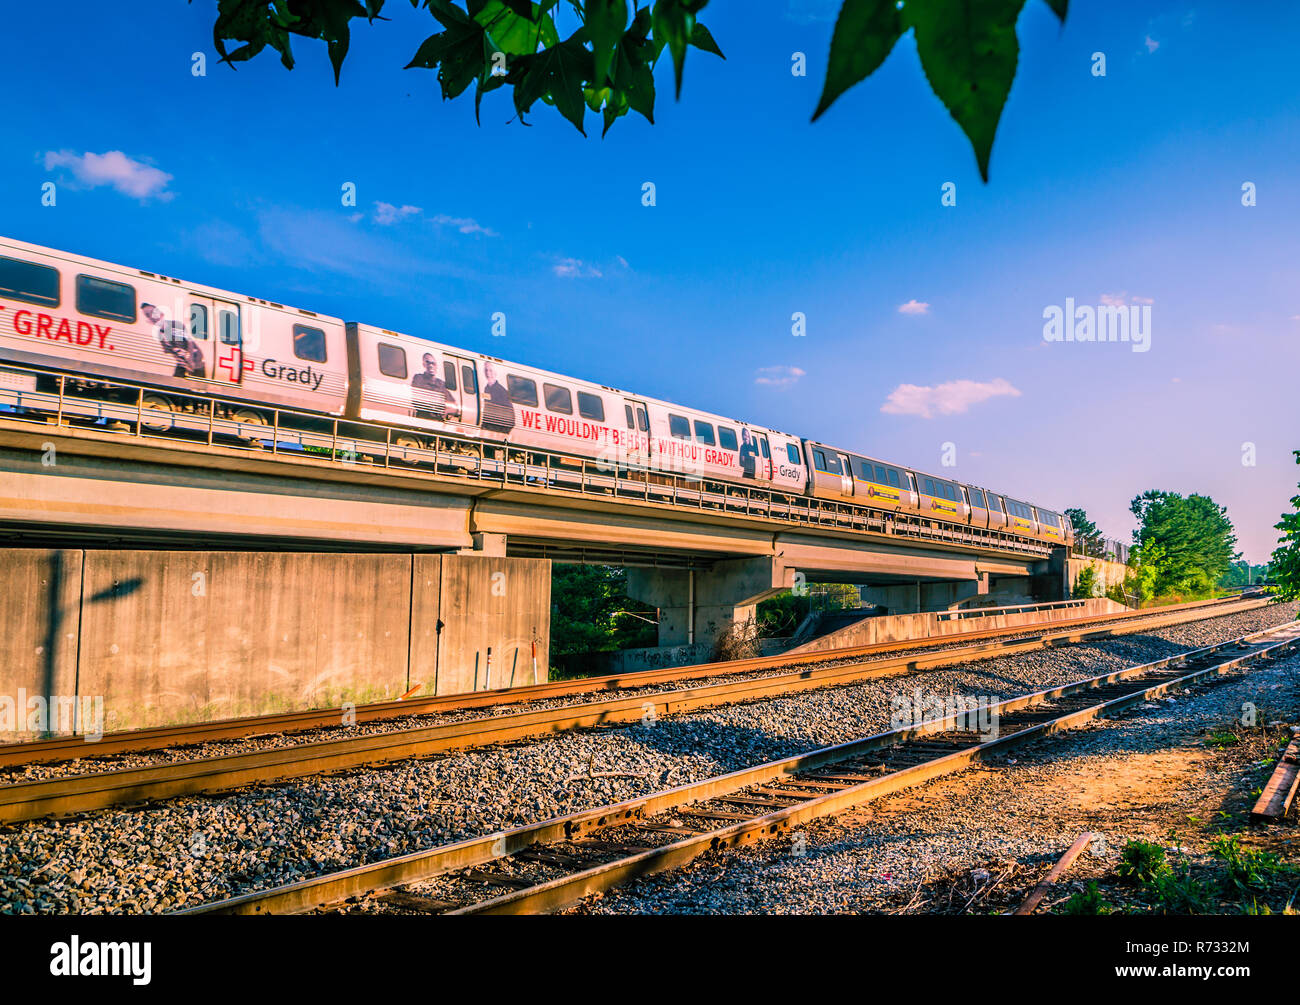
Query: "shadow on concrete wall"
40 552 141 736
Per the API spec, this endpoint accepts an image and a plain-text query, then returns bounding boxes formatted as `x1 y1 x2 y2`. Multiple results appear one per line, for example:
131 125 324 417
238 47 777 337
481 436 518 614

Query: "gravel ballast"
0 601 1294 915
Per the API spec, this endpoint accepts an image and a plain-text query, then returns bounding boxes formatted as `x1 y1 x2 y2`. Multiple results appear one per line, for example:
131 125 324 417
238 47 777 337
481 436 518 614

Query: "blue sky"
4 1 1298 560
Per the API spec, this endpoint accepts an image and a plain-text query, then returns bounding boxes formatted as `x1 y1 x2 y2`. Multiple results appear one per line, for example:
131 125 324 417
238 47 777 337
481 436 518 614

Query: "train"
0 235 1073 547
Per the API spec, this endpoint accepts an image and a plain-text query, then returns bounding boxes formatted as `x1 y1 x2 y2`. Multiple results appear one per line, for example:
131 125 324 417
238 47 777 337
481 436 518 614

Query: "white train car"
344 321 806 491
0 236 348 426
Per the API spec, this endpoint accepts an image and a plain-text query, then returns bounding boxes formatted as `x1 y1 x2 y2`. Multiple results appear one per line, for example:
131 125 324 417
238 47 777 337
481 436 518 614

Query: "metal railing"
0 362 1053 557
1071 539 1130 564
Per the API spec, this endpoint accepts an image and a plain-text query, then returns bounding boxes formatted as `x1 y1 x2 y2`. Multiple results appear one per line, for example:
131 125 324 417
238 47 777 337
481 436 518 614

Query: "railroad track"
0 597 1274 824
0 595 1266 770
180 620 1300 916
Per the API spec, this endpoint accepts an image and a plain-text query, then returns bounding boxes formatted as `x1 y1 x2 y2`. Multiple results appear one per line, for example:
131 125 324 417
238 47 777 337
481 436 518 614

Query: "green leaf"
651 0 695 98
812 0 904 121
475 0 552 56
407 18 492 99
905 0 1026 181
612 27 656 122
513 37 594 134
689 22 724 58
586 0 629 85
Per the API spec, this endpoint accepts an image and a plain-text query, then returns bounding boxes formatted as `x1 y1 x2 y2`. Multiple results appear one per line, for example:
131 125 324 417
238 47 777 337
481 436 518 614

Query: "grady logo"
261 358 325 391
1042 297 1152 353
50 936 151 985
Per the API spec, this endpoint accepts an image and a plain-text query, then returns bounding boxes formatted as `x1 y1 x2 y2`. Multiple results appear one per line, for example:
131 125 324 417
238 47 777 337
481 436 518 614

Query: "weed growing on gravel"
1117 840 1169 885
1204 730 1241 748
1211 835 1286 892
1060 881 1114 915
1150 862 1215 914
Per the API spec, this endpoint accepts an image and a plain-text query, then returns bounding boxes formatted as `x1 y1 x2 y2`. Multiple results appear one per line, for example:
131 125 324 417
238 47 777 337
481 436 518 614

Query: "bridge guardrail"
0 362 1052 559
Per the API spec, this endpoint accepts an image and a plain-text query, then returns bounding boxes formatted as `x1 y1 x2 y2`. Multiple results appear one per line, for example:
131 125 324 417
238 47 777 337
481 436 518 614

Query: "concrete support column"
458 532 507 556
626 557 792 648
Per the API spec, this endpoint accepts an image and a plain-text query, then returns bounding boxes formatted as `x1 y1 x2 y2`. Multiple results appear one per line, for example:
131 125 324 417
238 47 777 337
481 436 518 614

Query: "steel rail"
0 598 1271 824
178 621 1300 916
452 622 1300 916
0 595 1266 768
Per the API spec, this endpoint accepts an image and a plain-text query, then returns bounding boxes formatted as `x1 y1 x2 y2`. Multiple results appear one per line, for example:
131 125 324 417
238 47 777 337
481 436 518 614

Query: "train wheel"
138 393 176 433
393 434 423 463
231 407 269 447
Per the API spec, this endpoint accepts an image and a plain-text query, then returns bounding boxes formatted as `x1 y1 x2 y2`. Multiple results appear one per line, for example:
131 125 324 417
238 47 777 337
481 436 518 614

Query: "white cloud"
881 377 1021 419
1144 35 1160 53
1100 291 1154 306
430 213 497 237
553 257 603 278
897 299 930 315
43 150 172 201
755 365 806 389
374 202 422 225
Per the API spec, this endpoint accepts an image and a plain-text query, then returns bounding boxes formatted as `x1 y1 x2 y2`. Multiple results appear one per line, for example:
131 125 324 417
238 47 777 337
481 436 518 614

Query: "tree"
1269 450 1300 601
550 564 656 654
1130 490 1239 600
1065 507 1106 559
203 0 1068 178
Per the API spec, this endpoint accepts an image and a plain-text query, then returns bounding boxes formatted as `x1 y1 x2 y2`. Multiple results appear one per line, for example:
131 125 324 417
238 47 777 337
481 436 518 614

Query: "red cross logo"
217 349 253 381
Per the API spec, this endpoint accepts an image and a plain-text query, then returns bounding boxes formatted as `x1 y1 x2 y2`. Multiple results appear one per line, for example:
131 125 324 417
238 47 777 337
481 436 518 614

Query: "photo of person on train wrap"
142 302 204 378
739 427 758 479
481 361 515 433
411 352 460 421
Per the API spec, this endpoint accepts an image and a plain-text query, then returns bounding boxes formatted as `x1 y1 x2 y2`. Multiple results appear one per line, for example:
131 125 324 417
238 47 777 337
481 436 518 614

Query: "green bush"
1060 881 1113 915
1116 840 1168 885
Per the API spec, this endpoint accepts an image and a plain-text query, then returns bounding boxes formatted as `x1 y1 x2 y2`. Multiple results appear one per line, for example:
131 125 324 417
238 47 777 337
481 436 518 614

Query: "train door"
835 452 853 496
443 353 479 425
621 397 650 469
181 296 244 384
753 432 774 482
192 297 245 386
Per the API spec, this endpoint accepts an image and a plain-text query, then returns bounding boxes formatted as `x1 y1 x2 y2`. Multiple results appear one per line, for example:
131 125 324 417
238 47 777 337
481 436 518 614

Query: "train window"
625 404 635 428
507 375 538 407
760 439 770 458
788 444 801 465
461 365 477 394
637 408 648 432
924 478 935 496
76 274 135 323
378 343 407 378
440 361 456 391
815 450 841 474
219 309 241 345
578 392 604 422
889 469 900 488
669 414 691 439
189 304 209 340
970 488 985 508
718 426 738 451
0 256 60 307
694 421 715 446
544 384 573 414
293 324 327 363
857 460 871 480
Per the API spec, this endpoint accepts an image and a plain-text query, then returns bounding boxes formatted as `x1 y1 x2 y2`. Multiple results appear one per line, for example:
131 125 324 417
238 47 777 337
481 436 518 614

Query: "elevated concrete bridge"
0 416 1065 649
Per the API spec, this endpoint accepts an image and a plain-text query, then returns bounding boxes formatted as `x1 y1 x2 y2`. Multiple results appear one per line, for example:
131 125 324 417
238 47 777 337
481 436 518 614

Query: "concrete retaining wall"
0 548 549 738
1068 555 1131 597
783 597 1129 656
